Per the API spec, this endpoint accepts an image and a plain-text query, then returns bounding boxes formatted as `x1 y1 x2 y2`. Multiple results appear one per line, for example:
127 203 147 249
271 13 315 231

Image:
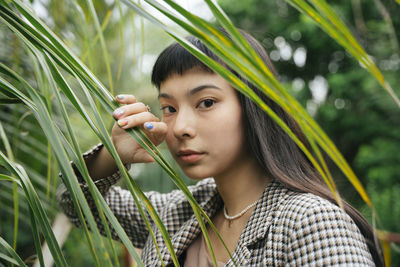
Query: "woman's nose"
173 109 196 139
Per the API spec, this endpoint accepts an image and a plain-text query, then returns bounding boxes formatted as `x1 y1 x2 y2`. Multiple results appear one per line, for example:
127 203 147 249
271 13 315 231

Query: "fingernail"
144 122 154 130
118 119 128 127
114 109 124 117
116 95 124 100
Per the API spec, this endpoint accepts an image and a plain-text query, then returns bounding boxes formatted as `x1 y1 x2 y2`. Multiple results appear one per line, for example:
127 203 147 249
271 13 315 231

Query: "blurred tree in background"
219 0 400 264
0 0 399 265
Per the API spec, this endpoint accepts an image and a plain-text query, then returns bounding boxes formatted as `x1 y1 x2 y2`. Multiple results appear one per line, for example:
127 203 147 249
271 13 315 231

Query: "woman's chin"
182 169 212 180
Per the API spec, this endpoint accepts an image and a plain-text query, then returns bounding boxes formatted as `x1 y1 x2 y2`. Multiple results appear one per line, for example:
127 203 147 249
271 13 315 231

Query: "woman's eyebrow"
189 84 221 96
158 93 173 99
158 84 221 99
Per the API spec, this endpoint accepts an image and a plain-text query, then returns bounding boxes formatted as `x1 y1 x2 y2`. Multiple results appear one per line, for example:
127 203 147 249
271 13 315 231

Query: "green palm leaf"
287 0 400 107
0 151 68 267
0 236 27 267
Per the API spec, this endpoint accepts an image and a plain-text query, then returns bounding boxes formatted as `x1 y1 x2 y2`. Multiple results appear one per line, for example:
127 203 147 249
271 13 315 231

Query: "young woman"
59 29 383 266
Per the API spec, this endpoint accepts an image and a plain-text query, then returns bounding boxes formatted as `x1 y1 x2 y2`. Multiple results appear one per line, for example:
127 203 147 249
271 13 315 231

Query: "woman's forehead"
159 69 218 90
160 68 214 86
158 70 234 99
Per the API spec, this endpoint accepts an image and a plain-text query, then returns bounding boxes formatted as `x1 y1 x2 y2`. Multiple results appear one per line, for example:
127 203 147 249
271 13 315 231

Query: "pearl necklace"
223 200 258 224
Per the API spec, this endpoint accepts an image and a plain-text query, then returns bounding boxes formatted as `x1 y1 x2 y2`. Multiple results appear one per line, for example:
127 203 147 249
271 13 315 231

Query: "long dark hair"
151 29 384 266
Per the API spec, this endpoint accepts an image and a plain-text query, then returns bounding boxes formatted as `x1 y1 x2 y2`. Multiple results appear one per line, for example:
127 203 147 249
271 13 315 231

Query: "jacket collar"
158 183 222 266
240 180 288 246
158 179 288 266
225 180 289 266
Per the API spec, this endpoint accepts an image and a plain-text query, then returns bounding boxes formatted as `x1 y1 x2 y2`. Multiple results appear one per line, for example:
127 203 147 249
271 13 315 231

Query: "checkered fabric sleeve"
57 143 171 248
286 195 375 266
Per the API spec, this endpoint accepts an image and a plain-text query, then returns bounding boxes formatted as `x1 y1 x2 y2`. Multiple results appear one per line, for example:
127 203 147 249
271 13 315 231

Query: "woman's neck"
213 157 271 216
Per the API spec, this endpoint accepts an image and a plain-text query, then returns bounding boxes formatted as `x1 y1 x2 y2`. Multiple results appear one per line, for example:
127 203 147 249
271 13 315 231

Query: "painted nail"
144 122 154 130
118 119 128 127
116 95 124 100
114 109 124 117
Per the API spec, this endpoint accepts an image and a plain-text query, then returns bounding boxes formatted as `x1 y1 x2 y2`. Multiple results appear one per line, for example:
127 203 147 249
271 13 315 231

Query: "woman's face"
159 69 249 179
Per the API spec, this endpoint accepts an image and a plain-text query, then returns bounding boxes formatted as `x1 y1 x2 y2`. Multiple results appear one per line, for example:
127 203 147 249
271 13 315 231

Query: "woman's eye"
198 99 215 109
161 106 176 114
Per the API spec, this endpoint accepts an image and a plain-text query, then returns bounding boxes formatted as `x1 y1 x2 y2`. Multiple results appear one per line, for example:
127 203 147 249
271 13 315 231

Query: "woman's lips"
177 150 204 163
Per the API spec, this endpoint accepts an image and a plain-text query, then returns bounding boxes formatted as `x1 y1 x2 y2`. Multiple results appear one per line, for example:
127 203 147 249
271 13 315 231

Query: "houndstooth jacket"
58 145 375 266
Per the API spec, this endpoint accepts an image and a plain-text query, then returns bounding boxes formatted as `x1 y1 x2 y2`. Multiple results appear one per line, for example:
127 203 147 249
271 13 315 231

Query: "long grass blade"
1 110 20 259
3 1 114 106
0 98 23 104
0 64 103 267
0 236 27 267
41 53 132 267
0 174 20 184
0 152 68 267
115 0 125 89
76 74 168 266
0 252 19 266
29 207 45 267
287 0 400 107
84 0 114 94
44 53 152 266
36 51 120 266
80 9 113 62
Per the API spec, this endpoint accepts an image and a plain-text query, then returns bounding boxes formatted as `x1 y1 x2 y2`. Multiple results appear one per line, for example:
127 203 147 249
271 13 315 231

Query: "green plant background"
0 0 399 266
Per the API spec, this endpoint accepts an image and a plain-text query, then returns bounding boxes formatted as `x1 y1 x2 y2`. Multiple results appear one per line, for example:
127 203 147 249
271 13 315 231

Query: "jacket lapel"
226 180 288 266
156 186 223 266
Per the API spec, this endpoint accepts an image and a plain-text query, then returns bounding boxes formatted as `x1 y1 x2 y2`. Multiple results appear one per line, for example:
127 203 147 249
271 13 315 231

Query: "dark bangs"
151 36 220 89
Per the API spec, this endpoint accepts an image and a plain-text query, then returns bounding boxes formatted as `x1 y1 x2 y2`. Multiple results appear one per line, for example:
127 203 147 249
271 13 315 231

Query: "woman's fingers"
113 94 167 146
115 94 136 104
116 111 159 129
141 121 168 146
144 121 167 135
113 102 148 119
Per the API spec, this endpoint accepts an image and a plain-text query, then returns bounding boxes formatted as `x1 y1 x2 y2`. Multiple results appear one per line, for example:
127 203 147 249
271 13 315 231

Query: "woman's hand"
112 94 167 164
